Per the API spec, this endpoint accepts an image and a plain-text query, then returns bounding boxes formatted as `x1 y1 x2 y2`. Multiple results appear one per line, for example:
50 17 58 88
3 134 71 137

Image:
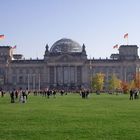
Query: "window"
19 76 23 83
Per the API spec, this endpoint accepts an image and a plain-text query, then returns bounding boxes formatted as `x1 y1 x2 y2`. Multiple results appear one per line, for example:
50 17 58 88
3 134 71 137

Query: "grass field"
0 93 140 140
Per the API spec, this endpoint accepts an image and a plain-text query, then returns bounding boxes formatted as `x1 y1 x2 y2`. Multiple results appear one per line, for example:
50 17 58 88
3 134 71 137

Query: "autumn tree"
121 81 129 94
134 72 140 88
108 74 121 93
92 73 105 92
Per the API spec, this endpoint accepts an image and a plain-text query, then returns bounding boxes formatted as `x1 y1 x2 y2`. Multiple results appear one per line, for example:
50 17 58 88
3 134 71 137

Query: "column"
54 66 56 86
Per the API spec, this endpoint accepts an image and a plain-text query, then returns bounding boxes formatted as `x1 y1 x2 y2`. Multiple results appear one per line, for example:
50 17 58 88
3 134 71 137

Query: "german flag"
113 44 118 49
0 35 4 40
124 33 128 39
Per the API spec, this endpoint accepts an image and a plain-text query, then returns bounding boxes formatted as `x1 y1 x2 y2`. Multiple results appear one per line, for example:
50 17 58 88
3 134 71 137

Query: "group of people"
10 89 29 103
80 90 89 99
129 89 139 100
33 89 59 98
0 87 92 101
2 87 140 102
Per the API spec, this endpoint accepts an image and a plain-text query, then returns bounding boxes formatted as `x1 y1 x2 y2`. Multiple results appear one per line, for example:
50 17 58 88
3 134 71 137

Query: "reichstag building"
0 38 139 90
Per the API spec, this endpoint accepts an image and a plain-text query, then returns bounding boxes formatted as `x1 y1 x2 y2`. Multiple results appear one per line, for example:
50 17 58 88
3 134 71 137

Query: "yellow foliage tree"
92 73 105 91
108 74 121 92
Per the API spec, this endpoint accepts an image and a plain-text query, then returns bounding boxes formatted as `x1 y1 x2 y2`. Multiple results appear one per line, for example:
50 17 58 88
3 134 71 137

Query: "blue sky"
0 0 140 59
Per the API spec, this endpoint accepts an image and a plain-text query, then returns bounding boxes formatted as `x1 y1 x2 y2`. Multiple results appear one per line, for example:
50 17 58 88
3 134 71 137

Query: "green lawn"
0 93 140 140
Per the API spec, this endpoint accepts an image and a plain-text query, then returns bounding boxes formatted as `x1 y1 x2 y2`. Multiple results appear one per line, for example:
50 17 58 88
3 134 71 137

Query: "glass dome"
50 38 82 53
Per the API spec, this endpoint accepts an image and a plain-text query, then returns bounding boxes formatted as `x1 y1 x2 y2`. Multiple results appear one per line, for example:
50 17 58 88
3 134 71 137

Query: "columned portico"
48 65 83 89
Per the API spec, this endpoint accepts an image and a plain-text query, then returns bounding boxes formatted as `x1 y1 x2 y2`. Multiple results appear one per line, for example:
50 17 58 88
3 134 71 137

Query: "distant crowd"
0 87 139 103
0 88 91 103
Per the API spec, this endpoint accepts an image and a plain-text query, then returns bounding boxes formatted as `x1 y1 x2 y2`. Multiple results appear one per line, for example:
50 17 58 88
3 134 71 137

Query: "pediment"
54 54 75 62
46 53 87 63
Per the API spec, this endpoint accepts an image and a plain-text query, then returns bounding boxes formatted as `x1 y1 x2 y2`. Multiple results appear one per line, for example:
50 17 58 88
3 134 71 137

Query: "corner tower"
119 45 139 60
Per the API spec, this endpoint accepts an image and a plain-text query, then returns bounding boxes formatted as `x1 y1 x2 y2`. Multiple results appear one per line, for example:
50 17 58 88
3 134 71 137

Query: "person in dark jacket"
10 89 15 103
129 89 133 100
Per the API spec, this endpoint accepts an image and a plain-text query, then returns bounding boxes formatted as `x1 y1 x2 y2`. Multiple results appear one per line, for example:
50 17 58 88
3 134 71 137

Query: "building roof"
50 38 82 53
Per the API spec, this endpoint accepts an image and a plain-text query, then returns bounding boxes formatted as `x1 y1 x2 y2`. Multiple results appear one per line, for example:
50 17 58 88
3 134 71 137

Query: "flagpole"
126 37 129 45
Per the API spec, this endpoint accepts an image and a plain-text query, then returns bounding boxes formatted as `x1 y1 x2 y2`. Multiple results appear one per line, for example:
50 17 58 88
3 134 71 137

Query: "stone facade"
0 38 140 90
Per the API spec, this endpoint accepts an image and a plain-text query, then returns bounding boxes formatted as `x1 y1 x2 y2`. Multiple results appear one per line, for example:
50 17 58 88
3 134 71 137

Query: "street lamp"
89 58 92 91
38 73 40 91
